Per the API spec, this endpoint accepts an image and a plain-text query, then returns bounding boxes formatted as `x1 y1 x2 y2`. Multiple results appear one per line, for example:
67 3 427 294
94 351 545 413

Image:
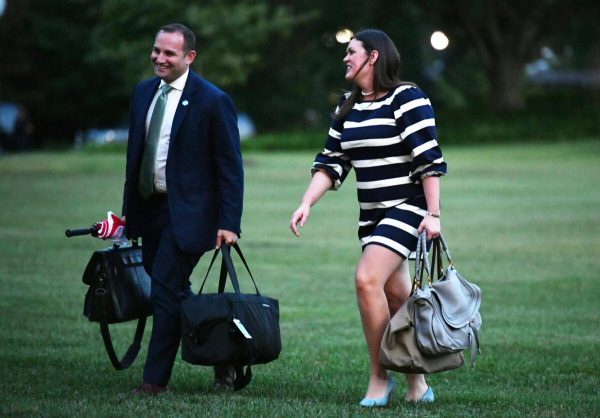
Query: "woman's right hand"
290 202 311 237
289 170 333 237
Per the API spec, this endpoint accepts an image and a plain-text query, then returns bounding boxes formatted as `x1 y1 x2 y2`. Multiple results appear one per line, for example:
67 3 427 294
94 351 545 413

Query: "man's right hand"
95 211 125 240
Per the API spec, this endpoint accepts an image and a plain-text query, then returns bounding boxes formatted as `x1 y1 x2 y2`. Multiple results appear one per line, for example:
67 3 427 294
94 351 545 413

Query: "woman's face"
343 38 372 83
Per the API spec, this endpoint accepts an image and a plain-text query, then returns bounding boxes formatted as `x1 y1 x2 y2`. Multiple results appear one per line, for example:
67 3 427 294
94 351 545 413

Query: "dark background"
0 0 598 148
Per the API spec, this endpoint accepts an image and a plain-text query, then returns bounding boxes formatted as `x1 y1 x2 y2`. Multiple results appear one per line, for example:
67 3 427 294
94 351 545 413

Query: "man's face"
150 31 196 83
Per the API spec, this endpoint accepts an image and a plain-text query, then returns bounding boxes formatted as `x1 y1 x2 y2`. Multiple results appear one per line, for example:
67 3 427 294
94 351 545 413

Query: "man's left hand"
215 229 238 248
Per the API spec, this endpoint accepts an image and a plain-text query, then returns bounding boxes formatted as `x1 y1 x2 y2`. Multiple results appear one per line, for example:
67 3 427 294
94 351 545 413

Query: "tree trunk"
486 54 526 112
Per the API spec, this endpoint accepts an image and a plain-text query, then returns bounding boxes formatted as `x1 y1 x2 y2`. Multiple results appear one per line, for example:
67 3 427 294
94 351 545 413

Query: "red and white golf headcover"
95 211 125 240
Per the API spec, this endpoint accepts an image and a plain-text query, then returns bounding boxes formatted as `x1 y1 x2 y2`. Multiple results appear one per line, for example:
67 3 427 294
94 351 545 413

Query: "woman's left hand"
418 215 441 241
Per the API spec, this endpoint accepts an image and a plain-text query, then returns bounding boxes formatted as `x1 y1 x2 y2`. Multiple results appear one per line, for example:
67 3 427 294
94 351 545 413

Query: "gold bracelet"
426 211 440 218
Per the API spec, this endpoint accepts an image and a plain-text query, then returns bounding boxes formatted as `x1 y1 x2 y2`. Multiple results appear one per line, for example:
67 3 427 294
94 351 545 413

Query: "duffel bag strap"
221 243 261 295
233 364 253 391
198 243 261 296
198 245 246 294
231 243 256 285
198 246 223 294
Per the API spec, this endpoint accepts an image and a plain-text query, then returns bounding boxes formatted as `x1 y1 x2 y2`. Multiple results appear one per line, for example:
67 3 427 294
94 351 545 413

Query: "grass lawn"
0 140 599 417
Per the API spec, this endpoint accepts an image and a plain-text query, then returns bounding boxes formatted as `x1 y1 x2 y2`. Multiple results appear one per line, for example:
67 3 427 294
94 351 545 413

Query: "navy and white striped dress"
312 84 447 258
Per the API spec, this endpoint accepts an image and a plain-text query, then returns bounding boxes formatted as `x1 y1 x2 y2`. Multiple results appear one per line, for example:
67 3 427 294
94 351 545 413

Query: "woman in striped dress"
290 29 447 407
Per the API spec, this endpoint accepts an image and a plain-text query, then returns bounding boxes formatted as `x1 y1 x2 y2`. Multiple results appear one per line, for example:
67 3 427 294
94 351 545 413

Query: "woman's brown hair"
334 29 414 120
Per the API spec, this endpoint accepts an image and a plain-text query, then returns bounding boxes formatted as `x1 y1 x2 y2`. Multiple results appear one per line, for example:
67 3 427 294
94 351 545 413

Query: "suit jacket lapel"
134 79 160 145
129 78 160 171
142 79 160 114
170 71 200 145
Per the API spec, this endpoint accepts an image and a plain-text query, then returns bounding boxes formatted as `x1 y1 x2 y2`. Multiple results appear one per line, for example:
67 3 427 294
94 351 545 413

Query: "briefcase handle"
198 243 260 296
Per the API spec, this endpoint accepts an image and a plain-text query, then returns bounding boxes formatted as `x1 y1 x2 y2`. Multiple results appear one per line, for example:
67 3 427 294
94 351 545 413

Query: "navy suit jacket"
122 70 244 253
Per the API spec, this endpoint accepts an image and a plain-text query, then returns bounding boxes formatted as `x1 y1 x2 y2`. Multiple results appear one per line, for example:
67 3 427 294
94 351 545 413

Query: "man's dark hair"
158 23 196 52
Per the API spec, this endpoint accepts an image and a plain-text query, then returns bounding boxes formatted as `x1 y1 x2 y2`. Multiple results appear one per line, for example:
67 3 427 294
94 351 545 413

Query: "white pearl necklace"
361 90 375 96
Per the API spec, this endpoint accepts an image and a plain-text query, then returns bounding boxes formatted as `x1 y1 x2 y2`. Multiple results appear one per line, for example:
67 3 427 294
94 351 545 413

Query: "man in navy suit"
121 23 244 395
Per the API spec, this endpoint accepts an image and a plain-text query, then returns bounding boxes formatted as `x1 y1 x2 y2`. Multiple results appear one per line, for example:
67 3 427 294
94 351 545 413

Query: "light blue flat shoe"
419 386 434 402
359 378 395 407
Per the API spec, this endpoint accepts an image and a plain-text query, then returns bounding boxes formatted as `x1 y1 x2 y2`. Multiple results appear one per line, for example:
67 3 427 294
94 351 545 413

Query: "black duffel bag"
181 243 281 391
82 241 152 370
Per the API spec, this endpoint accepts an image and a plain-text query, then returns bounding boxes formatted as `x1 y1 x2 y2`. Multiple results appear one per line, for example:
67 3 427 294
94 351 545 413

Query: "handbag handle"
431 233 455 274
413 232 432 291
438 234 454 266
413 232 455 293
430 238 444 281
198 243 260 295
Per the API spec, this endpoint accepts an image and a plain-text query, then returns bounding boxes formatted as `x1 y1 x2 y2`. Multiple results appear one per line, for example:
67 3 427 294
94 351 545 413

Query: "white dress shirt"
145 69 189 193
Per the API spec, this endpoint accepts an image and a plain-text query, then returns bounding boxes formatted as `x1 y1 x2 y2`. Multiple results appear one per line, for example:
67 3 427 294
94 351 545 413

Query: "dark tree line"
0 0 597 145
426 0 599 111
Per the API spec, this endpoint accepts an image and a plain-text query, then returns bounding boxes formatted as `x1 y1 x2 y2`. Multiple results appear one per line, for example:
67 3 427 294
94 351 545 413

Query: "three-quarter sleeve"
394 87 447 183
312 101 353 190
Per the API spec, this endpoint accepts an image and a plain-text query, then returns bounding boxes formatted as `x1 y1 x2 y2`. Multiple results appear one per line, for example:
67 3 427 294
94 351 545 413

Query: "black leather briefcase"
81 242 152 369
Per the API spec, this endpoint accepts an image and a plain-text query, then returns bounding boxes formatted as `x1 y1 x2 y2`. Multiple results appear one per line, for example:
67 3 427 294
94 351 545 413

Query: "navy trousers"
140 195 203 386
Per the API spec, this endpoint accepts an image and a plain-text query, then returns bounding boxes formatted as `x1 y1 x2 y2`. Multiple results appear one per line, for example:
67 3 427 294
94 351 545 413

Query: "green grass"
1 140 599 417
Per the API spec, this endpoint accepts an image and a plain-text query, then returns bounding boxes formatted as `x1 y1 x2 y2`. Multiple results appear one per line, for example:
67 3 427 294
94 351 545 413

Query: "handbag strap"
198 243 260 295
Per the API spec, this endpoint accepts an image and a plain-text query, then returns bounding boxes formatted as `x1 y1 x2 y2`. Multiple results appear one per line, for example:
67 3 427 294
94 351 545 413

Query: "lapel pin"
182 100 189 106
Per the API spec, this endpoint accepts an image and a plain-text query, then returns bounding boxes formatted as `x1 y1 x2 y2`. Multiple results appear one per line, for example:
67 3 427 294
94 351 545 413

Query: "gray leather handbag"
409 233 482 366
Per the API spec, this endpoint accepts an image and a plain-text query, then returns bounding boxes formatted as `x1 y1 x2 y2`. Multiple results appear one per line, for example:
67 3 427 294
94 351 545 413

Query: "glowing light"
335 28 354 44
430 31 449 51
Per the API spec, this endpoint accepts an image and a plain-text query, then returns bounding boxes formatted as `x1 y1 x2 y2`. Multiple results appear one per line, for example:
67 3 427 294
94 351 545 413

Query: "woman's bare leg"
356 246 429 400
355 245 402 398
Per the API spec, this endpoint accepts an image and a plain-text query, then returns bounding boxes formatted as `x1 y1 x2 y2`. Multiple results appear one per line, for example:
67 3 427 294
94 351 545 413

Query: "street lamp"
335 28 354 44
430 31 449 51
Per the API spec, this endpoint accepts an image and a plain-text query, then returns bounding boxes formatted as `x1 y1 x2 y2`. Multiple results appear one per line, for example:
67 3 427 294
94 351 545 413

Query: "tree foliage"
0 0 123 142
91 0 300 95
0 0 597 143
421 0 598 111
1 0 299 142
235 0 426 131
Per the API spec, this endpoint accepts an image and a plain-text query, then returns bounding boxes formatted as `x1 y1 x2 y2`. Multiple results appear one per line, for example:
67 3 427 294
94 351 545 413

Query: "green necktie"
138 84 172 199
